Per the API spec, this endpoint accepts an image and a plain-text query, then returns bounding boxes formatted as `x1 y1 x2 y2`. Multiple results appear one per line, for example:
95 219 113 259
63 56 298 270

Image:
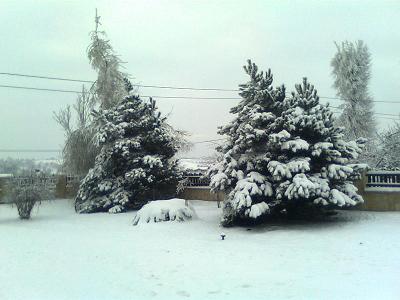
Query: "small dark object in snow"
246 228 252 231
221 233 226 240
359 242 363 245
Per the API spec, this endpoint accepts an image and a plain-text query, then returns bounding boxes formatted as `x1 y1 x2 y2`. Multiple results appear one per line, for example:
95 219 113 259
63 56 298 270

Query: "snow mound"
132 198 196 225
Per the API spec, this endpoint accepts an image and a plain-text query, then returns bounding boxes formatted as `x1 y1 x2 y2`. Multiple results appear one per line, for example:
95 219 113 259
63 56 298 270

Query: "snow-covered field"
1 199 399 300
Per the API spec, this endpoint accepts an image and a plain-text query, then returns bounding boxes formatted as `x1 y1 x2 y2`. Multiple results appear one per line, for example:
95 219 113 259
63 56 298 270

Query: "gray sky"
0 0 399 159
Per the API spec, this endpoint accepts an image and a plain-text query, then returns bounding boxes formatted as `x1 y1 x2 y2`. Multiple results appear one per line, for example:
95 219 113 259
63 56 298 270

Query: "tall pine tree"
210 61 364 226
75 95 181 213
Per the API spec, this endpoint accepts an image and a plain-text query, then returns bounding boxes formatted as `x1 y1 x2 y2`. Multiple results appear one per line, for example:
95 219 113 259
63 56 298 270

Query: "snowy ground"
1 200 399 300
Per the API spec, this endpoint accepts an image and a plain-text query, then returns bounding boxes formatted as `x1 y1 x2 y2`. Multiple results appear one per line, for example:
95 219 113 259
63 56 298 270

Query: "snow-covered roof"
178 158 215 173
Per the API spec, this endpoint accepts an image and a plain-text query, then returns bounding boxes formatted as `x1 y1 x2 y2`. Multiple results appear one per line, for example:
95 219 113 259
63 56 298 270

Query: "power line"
0 149 61 153
330 105 399 118
143 95 235 100
0 84 237 99
330 111 399 121
0 72 93 84
320 96 400 104
1 79 400 105
1 72 400 104
2 83 400 106
139 85 238 92
3 71 400 104
192 138 225 144
0 84 86 94
0 83 398 120
0 72 239 92
0 138 227 153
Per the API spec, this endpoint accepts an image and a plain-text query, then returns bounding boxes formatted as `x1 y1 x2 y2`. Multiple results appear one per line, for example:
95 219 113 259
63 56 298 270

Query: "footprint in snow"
149 291 157 297
177 290 191 297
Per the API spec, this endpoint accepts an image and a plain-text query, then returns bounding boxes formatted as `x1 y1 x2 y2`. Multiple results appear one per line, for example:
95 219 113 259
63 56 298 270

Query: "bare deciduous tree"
54 86 98 175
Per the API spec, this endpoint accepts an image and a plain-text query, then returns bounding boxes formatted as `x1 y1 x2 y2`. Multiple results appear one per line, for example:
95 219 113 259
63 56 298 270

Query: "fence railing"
366 171 400 190
65 175 83 188
8 171 400 192
183 175 210 187
0 174 83 201
12 175 58 192
2 172 210 200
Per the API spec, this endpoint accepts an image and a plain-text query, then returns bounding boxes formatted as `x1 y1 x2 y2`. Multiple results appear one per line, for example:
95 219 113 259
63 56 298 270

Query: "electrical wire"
0 83 398 120
0 138 227 153
0 72 239 92
2 72 400 104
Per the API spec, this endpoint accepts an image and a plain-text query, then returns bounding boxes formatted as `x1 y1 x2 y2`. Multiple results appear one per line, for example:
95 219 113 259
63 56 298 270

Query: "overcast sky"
0 0 399 159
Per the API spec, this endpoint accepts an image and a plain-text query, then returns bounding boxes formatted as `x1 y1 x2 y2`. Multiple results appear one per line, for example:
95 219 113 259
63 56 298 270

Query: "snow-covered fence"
4 172 217 202
1 174 83 201
179 172 222 205
0 175 56 204
57 174 83 198
66 175 82 189
184 175 210 187
355 170 400 211
13 175 57 194
365 171 400 191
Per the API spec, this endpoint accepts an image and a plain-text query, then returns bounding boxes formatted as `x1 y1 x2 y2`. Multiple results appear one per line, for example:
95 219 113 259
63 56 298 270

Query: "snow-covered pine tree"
74 95 182 213
331 40 376 141
209 61 364 226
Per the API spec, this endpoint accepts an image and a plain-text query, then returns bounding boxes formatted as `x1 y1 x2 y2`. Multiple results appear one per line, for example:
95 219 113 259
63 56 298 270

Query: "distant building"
178 158 214 175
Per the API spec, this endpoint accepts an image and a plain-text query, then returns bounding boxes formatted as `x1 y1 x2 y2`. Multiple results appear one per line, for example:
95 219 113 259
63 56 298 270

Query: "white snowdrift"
132 198 196 225
1 200 400 299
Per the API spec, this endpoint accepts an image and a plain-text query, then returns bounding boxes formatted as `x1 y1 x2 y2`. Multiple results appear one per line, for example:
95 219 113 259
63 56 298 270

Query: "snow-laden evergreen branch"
209 60 365 226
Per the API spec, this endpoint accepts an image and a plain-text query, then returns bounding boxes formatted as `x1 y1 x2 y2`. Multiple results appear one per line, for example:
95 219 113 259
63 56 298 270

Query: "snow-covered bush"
176 177 189 194
132 199 196 225
209 60 364 226
75 95 182 213
11 185 42 219
9 177 52 220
